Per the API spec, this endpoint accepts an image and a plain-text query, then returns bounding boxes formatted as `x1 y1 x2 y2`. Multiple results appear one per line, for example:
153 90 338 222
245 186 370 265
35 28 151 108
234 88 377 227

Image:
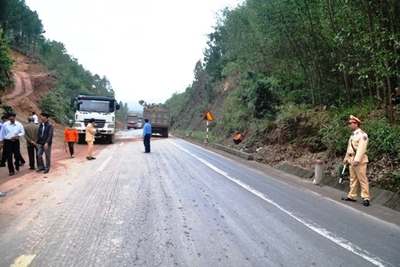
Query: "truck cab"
71 95 120 143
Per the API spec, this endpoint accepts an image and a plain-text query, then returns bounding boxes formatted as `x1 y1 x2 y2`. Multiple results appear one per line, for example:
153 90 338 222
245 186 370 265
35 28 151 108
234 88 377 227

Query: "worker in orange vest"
233 131 243 145
64 119 79 158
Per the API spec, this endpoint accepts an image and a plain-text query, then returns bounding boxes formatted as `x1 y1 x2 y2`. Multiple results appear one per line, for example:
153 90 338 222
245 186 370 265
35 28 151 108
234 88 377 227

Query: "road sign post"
202 110 214 144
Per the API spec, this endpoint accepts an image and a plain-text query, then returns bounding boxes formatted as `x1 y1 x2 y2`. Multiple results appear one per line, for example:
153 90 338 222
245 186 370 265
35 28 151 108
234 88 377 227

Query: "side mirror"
116 104 120 110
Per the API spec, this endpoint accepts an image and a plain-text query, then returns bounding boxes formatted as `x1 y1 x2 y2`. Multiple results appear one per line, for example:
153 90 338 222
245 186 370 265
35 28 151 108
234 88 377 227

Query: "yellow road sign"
203 110 214 121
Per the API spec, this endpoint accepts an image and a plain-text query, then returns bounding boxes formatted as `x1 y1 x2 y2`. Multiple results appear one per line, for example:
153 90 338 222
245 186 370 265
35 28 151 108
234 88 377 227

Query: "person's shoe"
71 155 75 158
86 157 92 160
15 166 19 172
363 200 370 206
43 169 49 174
36 168 45 172
90 157 96 160
341 197 356 202
9 172 14 176
0 163 5 167
20 163 25 166
29 167 35 170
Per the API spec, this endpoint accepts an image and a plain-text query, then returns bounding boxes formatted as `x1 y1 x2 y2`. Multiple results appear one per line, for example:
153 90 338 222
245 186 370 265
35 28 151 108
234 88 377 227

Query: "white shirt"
32 114 39 124
0 120 25 141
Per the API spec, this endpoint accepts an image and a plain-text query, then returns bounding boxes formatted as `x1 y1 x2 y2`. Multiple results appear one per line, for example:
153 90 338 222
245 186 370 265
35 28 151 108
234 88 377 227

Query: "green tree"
0 28 13 91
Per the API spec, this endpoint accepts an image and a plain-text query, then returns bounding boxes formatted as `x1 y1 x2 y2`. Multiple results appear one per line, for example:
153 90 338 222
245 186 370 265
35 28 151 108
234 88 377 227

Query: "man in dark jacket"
36 111 53 173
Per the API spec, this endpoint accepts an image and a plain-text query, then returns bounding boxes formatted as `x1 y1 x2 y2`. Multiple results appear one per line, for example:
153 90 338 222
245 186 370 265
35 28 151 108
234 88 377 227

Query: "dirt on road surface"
0 50 101 228
0 134 148 232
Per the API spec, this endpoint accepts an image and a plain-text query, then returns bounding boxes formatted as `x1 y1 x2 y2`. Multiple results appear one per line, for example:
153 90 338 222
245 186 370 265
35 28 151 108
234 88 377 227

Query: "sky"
24 0 243 111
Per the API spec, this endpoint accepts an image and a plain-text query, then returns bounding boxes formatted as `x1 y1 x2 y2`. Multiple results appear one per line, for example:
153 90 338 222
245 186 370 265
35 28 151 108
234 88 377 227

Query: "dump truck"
70 95 120 143
126 113 138 129
142 105 170 138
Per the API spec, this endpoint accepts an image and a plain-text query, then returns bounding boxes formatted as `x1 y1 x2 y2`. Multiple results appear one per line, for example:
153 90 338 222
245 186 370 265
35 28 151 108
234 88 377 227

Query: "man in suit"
24 116 39 170
36 111 53 174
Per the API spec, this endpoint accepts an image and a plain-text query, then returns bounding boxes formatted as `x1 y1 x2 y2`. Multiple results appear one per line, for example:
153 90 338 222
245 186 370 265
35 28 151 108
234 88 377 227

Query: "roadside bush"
363 120 400 161
274 104 327 151
319 115 348 157
217 92 251 135
1 105 13 115
378 171 400 194
0 29 14 91
39 91 70 123
236 73 280 119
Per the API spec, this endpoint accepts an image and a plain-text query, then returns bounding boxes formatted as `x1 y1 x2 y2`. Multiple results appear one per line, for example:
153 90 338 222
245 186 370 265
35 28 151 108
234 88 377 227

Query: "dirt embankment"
1 51 56 122
0 50 68 174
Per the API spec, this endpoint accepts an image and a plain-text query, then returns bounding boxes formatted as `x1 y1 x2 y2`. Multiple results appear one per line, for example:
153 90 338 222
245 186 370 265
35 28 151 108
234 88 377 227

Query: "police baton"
339 164 347 184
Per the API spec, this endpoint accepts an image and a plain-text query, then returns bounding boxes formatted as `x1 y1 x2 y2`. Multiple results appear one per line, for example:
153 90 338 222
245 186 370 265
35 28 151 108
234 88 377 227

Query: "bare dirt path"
2 71 34 105
1 51 55 122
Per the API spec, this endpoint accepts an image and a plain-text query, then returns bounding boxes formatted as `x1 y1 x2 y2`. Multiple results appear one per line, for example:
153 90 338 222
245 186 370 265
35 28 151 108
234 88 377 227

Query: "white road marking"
171 141 388 267
11 254 36 267
97 156 112 172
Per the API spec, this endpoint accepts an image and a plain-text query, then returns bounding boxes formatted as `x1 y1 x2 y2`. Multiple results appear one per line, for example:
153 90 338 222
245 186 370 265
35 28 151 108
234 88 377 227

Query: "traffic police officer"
341 115 370 206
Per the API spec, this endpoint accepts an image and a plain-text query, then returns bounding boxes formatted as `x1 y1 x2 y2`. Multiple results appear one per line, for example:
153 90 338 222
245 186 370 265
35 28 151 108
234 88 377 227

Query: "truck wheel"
108 135 115 144
163 130 169 138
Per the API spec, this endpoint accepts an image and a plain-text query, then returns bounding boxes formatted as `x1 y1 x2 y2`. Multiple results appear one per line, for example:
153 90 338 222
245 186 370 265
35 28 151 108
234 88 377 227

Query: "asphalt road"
0 131 399 267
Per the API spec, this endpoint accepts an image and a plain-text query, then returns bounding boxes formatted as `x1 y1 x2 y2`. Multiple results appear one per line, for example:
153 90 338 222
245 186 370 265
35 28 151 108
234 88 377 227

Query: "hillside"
169 76 400 194
1 51 56 123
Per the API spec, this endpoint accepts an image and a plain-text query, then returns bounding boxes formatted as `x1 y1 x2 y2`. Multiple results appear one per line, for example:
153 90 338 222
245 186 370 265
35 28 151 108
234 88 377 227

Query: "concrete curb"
210 143 254 160
279 162 400 212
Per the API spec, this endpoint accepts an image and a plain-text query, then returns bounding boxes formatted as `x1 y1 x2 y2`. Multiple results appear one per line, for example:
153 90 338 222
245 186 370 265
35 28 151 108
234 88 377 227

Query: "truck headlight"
108 123 115 128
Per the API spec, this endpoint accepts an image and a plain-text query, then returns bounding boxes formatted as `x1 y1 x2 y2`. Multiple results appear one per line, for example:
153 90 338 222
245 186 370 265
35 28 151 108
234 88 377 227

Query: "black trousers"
233 139 242 145
27 145 37 169
67 142 75 156
14 138 25 165
143 134 151 152
0 148 6 165
3 139 23 173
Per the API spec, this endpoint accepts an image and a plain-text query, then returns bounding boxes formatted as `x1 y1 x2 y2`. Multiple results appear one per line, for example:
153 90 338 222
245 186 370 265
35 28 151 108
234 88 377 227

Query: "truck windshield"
78 99 115 112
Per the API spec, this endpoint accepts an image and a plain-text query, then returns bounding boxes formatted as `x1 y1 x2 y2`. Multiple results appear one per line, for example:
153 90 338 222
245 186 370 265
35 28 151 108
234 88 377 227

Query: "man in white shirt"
32 111 39 124
0 112 25 176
